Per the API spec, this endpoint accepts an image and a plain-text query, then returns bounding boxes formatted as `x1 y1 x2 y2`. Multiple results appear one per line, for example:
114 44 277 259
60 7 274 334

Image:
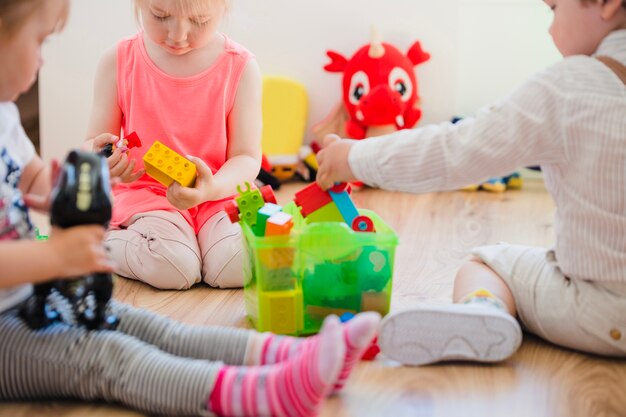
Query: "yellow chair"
261 76 308 181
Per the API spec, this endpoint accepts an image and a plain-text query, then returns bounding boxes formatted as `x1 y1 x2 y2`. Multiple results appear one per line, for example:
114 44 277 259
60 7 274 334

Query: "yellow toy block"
258 289 303 335
143 141 197 187
262 76 308 160
258 247 295 269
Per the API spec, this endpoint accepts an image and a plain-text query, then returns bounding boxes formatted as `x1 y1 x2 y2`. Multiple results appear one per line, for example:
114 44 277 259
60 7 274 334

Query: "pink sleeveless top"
111 32 252 233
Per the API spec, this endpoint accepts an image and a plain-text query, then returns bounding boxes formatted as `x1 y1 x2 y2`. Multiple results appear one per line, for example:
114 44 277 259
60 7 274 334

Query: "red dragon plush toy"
313 30 431 141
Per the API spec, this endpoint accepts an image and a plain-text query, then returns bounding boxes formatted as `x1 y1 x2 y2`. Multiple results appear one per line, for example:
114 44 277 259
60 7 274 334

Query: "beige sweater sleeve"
348 64 568 193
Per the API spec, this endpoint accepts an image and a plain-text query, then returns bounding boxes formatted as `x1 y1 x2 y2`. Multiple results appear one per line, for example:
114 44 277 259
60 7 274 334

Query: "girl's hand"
108 150 144 183
316 134 359 190
93 133 144 184
47 225 116 278
166 156 215 210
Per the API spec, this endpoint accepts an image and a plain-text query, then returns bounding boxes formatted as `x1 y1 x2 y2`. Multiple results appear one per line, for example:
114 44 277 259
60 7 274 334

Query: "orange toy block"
265 212 294 236
143 141 197 187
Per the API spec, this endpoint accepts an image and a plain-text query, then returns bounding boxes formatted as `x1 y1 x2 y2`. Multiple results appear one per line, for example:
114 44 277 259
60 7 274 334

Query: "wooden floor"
4 179 626 417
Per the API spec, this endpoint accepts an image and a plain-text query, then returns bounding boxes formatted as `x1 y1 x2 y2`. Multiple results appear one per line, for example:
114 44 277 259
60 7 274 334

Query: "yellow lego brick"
258 289 303 335
258 247 295 269
143 141 197 187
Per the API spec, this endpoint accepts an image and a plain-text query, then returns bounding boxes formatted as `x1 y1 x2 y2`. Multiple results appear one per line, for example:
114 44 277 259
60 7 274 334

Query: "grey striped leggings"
0 300 253 416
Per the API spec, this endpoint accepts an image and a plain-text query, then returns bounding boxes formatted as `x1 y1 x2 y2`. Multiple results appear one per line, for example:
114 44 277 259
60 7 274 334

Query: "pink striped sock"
257 312 380 393
209 316 344 417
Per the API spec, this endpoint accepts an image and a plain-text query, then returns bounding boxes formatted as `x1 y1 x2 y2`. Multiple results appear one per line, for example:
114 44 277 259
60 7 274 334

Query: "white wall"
39 0 560 162
456 0 560 116
39 0 136 161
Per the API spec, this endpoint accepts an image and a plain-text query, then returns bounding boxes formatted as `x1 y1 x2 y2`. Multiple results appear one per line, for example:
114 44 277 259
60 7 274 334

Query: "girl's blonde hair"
0 0 68 38
132 0 229 26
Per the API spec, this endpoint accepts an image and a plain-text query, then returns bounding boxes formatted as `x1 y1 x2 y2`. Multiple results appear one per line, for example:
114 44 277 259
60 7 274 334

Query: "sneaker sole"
378 305 522 366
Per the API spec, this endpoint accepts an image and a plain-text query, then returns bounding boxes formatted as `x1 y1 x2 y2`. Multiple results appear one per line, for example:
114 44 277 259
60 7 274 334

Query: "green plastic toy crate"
242 202 398 335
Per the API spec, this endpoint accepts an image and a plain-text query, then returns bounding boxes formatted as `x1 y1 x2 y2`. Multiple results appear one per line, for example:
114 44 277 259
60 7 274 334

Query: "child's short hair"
0 0 68 38
132 0 229 25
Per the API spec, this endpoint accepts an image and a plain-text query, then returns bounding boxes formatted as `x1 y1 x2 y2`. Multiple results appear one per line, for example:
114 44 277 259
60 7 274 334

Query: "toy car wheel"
224 201 240 223
260 185 278 204
352 215 375 232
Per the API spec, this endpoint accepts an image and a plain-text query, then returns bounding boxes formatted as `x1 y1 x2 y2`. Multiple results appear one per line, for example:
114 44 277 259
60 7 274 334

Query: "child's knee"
142 250 202 289
456 257 490 280
107 233 202 290
201 233 244 288
147 266 200 290
199 212 245 288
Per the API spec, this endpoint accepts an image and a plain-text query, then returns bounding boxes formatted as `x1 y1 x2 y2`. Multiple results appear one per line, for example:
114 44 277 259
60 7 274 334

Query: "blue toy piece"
339 312 356 322
328 186 359 225
327 183 376 232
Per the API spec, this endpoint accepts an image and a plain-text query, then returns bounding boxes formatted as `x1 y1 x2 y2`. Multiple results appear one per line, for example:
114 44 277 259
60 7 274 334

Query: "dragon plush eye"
395 82 407 96
348 71 370 105
388 67 413 102
354 86 365 100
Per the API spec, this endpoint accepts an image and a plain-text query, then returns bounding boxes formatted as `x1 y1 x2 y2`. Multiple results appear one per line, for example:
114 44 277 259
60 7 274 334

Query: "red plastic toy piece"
260 185 278 205
310 140 322 154
224 200 240 223
352 215 375 232
261 154 273 172
293 182 333 217
329 182 351 193
124 131 142 149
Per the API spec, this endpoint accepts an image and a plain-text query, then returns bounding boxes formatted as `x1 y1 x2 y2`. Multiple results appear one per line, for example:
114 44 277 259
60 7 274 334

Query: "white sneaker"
378 304 522 366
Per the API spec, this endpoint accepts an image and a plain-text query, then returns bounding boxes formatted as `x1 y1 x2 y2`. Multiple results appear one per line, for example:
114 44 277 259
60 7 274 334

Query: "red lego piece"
224 200 240 223
293 182 333 217
310 140 322 154
260 185 277 204
329 182 351 194
124 132 142 149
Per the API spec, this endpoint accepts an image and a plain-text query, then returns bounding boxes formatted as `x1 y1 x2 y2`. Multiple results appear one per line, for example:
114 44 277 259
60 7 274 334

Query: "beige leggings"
105 210 244 290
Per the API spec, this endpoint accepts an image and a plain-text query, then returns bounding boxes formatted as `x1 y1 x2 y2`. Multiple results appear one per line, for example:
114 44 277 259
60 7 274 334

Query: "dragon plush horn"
368 26 385 58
